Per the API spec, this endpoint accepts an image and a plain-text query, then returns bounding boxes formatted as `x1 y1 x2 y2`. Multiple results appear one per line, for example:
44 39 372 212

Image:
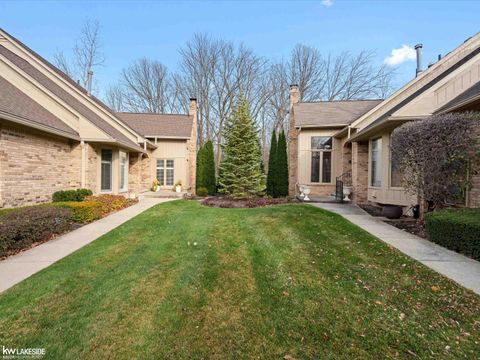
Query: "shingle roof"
294 100 383 127
0 44 142 151
0 76 78 136
435 81 480 114
115 113 193 138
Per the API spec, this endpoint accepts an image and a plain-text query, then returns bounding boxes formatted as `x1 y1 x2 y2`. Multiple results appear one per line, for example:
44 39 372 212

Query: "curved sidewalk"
312 202 480 295
0 197 174 294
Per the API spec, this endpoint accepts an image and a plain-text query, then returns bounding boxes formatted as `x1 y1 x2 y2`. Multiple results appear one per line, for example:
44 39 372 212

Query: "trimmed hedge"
0 206 73 257
52 201 102 223
425 208 480 261
52 189 93 202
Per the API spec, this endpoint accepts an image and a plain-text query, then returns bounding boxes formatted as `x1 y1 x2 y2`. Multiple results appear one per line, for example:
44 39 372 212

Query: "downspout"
80 140 86 188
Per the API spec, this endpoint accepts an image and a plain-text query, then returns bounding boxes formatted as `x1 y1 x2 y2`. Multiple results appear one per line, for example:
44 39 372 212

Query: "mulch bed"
200 196 297 208
385 218 427 238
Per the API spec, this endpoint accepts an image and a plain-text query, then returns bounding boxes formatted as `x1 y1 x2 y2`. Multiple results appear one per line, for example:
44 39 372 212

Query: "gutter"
0 110 80 140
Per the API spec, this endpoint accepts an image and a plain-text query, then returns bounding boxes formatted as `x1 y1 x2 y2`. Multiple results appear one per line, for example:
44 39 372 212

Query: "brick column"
288 84 299 196
187 98 197 194
351 141 369 203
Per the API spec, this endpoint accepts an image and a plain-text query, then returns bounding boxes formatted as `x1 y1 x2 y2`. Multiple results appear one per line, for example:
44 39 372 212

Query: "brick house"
289 32 480 209
0 29 196 208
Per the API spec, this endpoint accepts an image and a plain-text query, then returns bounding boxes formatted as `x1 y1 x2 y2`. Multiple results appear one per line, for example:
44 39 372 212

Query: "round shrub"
196 187 208 197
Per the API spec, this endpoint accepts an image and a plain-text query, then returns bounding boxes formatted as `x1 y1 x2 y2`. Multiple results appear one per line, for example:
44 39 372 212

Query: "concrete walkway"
0 197 174 294
312 202 480 295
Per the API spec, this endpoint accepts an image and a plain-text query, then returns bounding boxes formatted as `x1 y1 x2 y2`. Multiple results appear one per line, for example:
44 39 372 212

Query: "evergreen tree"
218 96 265 198
203 140 216 195
275 130 289 197
266 131 277 196
196 144 206 191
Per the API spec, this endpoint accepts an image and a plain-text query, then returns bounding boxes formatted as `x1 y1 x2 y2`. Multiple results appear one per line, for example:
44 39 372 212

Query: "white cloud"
321 0 333 7
384 45 416 66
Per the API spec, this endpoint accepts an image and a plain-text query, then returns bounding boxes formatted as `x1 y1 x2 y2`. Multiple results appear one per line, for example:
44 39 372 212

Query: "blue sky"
1 0 479 98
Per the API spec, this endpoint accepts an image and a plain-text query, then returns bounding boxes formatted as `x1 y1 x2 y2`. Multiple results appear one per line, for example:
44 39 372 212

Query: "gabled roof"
0 76 78 138
349 32 480 141
0 45 142 150
294 100 383 128
115 113 193 139
434 81 480 114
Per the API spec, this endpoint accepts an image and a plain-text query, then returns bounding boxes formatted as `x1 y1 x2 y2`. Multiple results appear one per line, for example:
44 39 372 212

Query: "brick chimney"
288 85 299 196
187 98 197 194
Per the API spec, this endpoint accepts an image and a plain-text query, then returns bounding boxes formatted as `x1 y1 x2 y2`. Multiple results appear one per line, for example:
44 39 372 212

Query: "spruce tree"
203 140 216 195
275 130 289 197
266 131 277 197
218 96 265 198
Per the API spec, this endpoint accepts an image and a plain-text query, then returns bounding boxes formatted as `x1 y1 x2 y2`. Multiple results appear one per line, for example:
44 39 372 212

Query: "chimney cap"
414 43 423 50
189 97 197 101
290 84 299 89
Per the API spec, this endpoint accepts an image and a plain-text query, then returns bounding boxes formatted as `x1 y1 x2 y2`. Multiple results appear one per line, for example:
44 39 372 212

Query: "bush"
0 206 73 257
425 208 480 260
52 188 93 202
85 194 137 216
52 201 102 223
197 187 208 197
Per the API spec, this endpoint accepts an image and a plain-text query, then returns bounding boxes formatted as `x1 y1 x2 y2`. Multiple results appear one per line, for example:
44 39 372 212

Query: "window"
156 159 174 186
390 135 402 187
101 149 112 191
166 160 174 186
371 138 382 187
119 151 128 192
310 136 333 183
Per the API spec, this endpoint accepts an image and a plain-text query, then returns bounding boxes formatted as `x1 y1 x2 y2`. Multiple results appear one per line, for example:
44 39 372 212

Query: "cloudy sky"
1 0 478 98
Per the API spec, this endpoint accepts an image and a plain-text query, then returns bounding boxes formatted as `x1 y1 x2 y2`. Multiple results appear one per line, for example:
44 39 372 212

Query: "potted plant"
173 180 182 193
151 179 160 192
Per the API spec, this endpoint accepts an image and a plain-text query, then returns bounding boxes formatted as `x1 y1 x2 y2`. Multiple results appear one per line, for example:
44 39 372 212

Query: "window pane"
311 152 320 182
101 149 112 191
311 136 332 150
371 139 382 187
166 159 174 186
322 151 332 183
390 141 402 187
156 159 164 186
119 151 128 191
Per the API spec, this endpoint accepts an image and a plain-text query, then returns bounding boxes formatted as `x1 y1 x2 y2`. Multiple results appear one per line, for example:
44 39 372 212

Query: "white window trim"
310 136 333 185
370 138 382 188
119 150 128 192
101 149 113 192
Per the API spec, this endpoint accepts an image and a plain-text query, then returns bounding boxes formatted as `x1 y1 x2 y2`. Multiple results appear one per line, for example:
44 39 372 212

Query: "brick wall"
0 124 81 207
351 141 369 203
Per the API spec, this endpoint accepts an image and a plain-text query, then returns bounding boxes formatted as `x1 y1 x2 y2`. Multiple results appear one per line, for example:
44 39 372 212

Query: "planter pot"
175 185 182 193
382 205 403 219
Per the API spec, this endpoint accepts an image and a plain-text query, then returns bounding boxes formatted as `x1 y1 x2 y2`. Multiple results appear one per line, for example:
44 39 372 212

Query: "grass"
0 200 479 359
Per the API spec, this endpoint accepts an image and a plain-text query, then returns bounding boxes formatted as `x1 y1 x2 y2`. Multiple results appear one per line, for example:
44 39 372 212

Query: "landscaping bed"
0 201 479 359
200 196 297 208
0 191 137 259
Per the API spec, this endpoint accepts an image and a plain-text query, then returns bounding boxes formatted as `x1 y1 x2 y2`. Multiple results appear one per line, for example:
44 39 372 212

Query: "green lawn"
1 201 479 359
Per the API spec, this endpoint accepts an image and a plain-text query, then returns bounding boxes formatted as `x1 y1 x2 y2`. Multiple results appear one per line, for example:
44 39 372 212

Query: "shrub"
52 201 102 223
266 130 277 197
425 208 480 260
85 194 137 216
0 206 73 257
52 188 93 202
391 112 480 210
197 187 208 197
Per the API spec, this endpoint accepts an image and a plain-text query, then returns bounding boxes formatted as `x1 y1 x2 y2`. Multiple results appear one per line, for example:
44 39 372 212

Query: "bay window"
310 136 332 183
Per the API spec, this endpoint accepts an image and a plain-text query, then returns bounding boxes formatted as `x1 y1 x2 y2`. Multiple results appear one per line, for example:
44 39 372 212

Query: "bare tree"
120 58 174 113
105 85 126 112
54 19 105 90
